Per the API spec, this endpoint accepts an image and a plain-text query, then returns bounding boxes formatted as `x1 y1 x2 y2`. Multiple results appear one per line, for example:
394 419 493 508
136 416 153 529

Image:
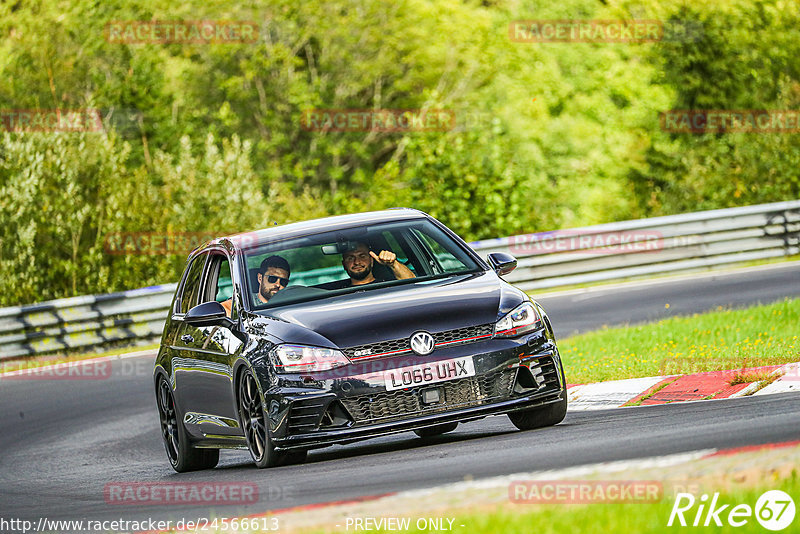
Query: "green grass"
560 298 800 384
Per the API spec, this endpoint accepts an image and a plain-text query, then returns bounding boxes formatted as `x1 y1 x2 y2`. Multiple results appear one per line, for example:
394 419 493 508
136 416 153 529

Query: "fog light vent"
530 365 546 387
514 365 542 393
319 400 353 428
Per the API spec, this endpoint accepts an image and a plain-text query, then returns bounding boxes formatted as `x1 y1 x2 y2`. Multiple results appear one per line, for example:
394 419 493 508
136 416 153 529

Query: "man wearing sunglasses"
254 255 291 304
221 255 290 316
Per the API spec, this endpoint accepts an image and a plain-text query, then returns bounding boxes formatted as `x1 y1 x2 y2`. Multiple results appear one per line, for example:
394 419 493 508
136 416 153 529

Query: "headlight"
271 344 350 373
494 302 542 338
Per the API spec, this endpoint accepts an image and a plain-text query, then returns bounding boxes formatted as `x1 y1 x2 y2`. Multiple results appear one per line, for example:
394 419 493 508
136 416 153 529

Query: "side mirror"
487 252 517 276
185 301 229 327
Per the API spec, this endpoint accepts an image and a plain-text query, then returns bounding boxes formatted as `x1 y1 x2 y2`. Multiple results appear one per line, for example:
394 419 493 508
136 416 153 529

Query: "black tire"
414 422 458 438
156 377 219 472
507 394 567 430
509 354 568 431
237 369 306 468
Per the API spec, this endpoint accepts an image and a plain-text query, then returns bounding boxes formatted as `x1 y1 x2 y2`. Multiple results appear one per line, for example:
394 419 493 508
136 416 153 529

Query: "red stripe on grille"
435 333 493 346
349 348 412 360
348 332 492 361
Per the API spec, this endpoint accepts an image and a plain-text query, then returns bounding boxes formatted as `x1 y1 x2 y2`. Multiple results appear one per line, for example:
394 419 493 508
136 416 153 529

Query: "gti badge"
409 331 435 356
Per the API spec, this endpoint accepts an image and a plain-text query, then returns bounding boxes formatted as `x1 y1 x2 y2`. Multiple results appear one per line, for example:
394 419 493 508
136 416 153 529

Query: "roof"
192 208 428 256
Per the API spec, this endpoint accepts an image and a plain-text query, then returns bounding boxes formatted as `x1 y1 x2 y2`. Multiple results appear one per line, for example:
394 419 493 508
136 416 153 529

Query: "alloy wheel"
157 378 180 465
239 371 268 462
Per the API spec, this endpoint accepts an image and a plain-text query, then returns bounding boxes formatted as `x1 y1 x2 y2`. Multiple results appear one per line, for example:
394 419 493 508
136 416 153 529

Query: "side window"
381 231 413 271
204 253 237 319
412 229 468 272
215 259 233 302
178 256 207 314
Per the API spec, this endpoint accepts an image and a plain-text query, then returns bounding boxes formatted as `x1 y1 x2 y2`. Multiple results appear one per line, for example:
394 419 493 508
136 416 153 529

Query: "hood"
255 272 519 349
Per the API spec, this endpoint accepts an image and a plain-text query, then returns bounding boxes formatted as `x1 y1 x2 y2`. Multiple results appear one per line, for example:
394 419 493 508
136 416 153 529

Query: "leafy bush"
1 0 797 305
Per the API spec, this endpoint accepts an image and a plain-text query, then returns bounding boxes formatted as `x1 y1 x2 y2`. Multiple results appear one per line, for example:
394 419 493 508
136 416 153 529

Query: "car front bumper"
260 328 566 450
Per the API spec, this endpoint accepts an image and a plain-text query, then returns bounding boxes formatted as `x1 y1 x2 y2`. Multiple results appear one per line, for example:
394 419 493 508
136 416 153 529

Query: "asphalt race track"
1 262 799 526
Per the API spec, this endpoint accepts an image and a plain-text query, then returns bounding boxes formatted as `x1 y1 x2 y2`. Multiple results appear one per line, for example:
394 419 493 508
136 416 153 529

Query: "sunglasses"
264 274 290 286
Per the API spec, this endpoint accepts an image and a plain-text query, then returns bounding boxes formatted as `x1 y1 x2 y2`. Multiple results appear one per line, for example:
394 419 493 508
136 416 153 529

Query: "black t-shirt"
321 271 393 290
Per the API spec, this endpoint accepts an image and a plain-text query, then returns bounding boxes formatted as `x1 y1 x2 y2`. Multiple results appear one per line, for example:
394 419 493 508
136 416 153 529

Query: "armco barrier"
0 285 176 360
1 200 798 360
469 200 800 291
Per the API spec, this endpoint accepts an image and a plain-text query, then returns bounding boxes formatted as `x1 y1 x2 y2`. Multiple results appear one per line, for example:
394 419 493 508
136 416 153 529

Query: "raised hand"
369 250 397 266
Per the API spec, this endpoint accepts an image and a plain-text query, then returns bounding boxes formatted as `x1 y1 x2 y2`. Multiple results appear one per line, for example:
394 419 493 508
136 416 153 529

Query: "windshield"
242 219 481 310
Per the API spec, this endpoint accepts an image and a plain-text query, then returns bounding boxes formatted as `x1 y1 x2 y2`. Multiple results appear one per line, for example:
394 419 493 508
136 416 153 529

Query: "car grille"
340 367 518 425
343 323 494 361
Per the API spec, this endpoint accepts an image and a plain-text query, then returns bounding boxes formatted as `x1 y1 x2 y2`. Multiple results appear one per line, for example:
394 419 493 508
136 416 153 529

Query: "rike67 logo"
668 490 795 530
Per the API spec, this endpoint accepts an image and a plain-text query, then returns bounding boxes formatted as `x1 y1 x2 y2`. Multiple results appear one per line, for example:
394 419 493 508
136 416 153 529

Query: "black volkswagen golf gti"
154 209 567 471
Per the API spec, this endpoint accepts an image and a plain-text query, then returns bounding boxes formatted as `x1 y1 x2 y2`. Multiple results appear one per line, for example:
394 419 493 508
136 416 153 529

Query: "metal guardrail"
0 285 176 360
1 200 798 360
469 199 800 291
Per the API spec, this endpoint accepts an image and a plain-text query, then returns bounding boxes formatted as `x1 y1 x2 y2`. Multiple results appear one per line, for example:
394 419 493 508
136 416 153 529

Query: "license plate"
384 356 476 391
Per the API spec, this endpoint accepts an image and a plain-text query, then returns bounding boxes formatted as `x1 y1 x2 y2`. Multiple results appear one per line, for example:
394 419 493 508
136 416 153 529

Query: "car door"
180 251 245 438
169 254 208 428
